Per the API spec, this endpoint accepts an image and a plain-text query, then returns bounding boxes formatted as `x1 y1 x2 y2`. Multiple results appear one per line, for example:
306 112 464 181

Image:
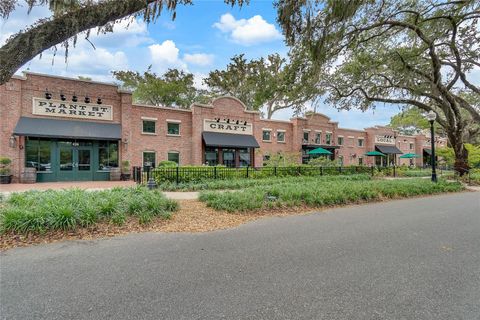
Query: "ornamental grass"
0 187 178 234
156 174 372 191
199 178 464 213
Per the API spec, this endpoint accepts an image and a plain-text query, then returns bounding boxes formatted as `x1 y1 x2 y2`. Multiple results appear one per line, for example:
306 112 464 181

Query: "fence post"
274 166 277 176
246 166 249 178
214 166 217 179
371 166 374 177
176 166 180 184
393 166 396 177
339 166 342 174
320 166 323 176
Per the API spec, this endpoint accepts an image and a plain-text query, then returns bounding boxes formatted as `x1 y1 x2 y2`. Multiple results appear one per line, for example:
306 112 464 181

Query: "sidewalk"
0 181 136 194
0 181 200 200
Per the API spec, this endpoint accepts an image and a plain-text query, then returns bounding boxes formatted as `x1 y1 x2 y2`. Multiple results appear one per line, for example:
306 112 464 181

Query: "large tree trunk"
448 132 470 176
0 0 157 85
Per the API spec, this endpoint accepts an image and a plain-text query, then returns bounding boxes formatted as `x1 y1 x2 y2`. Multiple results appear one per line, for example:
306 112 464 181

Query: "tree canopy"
276 0 480 173
204 52 322 118
0 0 246 84
113 68 207 108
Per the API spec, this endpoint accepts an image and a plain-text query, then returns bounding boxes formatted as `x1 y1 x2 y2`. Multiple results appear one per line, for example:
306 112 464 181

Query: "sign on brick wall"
32 98 113 121
374 135 395 145
203 119 252 135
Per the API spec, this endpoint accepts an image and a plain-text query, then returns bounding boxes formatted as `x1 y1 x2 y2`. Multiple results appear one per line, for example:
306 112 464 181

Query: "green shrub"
0 187 178 234
199 178 464 213
156 174 372 191
158 160 178 167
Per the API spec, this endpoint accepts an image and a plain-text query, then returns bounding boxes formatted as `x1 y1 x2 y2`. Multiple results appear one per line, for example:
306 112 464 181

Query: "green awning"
365 151 386 156
308 147 332 155
399 153 421 159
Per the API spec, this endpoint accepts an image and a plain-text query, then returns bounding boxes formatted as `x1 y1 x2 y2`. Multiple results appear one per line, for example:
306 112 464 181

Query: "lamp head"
426 110 437 122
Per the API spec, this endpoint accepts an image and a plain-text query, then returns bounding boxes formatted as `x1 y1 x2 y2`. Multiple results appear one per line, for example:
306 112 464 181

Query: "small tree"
263 152 301 167
0 157 12 175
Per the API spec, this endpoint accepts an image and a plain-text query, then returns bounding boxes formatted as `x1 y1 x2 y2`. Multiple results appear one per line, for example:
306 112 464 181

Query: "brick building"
0 72 447 182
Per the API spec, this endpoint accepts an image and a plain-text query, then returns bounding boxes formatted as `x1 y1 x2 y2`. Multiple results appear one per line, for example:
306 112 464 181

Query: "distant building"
0 72 447 182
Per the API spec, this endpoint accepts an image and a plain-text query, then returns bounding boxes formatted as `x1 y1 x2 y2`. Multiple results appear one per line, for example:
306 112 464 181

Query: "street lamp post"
426 111 437 183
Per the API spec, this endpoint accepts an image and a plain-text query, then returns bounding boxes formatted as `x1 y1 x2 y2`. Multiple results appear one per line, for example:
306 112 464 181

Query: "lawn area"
155 174 372 191
0 187 178 235
199 178 465 213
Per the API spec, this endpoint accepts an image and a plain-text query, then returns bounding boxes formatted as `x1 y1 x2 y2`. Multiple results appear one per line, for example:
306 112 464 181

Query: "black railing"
134 165 375 184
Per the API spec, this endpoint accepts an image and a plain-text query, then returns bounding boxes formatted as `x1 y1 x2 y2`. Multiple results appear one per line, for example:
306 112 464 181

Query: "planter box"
0 175 12 184
121 173 131 181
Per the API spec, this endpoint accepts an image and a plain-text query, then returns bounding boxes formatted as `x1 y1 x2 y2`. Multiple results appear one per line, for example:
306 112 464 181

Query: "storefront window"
142 120 156 134
223 149 236 167
337 137 344 145
277 131 285 142
25 137 52 172
167 123 180 135
315 132 321 144
143 152 156 169
239 148 251 167
168 152 179 164
325 133 332 145
262 130 271 141
205 147 218 166
98 141 118 171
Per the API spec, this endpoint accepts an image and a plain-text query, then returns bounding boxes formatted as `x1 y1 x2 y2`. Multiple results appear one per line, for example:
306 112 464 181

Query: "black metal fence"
133 165 389 184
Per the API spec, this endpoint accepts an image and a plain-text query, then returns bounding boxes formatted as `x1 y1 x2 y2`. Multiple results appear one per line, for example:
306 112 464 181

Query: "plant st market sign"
204 119 252 135
32 98 113 121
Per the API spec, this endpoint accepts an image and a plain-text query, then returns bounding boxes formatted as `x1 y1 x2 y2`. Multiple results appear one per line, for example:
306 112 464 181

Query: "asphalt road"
1 192 479 320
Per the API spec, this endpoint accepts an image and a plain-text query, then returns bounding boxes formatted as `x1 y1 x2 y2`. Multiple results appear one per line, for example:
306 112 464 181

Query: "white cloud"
183 53 214 66
193 73 209 90
213 13 282 45
149 40 214 72
149 40 188 72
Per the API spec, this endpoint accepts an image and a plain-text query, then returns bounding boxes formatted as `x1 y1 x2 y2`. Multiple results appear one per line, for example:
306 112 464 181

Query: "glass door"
57 141 74 181
56 141 93 181
75 147 93 181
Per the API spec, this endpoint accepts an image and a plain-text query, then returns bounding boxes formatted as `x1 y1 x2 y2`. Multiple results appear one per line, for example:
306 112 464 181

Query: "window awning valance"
13 117 122 140
375 145 403 155
202 132 260 148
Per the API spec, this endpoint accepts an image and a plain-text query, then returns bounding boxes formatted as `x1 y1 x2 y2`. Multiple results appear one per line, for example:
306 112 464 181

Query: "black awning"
13 117 121 140
202 132 260 148
375 145 403 154
423 148 432 155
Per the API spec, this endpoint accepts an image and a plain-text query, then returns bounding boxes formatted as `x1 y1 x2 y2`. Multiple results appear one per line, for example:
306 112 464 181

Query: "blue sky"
0 0 398 129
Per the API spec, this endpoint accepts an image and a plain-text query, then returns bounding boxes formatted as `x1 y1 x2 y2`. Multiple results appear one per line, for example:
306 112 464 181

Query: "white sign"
375 135 395 145
203 119 252 135
33 98 113 121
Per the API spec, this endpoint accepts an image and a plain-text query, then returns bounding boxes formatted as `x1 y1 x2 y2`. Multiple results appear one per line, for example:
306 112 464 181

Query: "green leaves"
113 67 203 108
0 187 178 234
203 53 322 118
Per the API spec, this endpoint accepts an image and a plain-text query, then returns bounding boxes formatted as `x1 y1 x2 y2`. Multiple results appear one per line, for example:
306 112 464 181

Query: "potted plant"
0 157 13 184
121 160 131 181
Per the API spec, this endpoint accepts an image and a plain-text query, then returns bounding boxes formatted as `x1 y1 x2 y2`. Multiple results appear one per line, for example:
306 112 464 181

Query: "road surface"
1 192 479 320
